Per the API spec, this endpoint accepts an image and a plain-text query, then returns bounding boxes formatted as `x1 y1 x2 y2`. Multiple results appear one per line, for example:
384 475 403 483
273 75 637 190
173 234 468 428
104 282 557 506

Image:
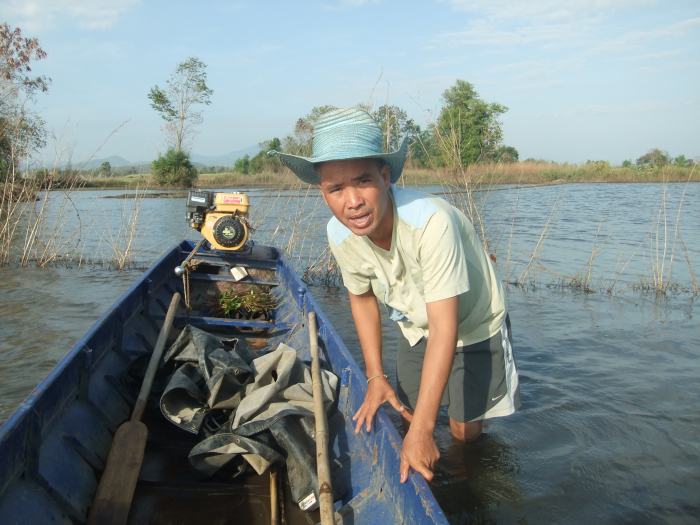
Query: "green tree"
1 23 50 178
249 137 283 173
585 160 610 173
147 57 213 152
371 104 422 152
673 154 691 167
495 145 519 163
622 159 632 168
636 148 669 168
99 161 111 177
408 126 438 168
435 80 507 167
233 154 250 174
151 148 198 187
282 105 337 156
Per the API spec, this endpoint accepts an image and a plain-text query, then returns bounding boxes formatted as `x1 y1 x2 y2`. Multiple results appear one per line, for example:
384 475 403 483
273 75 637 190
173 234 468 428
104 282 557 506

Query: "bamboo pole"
308 312 335 525
269 468 279 525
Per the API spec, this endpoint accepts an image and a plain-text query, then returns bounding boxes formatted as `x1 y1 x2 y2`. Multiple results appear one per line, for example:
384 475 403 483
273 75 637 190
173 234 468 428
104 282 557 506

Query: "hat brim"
271 137 408 185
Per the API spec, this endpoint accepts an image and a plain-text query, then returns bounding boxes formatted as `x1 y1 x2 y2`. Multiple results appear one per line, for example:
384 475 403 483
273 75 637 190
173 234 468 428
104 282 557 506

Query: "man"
274 107 520 483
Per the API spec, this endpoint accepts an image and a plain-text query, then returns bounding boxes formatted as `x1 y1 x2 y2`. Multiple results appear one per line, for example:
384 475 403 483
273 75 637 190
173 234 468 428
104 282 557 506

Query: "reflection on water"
1 183 699 523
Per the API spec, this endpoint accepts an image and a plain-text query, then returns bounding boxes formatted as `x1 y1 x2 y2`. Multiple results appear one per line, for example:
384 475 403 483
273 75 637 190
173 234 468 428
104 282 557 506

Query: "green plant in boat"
219 288 276 318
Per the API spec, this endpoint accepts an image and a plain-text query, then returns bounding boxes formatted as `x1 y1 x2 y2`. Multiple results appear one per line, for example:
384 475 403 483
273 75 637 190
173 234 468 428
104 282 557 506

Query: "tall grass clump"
21 168 86 267
1 158 85 267
0 170 36 266
105 185 144 270
644 167 696 295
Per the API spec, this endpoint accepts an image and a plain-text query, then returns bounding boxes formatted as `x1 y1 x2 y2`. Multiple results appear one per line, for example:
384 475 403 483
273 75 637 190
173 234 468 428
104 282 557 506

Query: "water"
1 183 699 523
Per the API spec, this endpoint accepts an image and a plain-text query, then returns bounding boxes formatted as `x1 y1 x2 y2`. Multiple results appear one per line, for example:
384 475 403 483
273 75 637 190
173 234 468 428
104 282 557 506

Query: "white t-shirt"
327 187 506 347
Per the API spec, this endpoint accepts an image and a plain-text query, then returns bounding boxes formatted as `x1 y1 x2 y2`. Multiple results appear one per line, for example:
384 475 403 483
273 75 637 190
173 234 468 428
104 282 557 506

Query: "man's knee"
449 419 482 442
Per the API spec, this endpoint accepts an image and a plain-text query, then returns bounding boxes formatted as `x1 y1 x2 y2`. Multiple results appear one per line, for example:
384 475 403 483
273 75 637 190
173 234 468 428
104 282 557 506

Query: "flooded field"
1 182 699 523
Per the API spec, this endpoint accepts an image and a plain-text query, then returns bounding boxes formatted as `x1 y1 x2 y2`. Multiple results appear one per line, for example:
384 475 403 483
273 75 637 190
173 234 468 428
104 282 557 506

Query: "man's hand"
352 376 412 433
400 427 439 483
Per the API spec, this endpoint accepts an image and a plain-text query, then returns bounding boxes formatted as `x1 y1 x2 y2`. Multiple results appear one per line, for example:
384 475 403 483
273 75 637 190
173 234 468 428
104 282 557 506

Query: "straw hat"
271 107 408 185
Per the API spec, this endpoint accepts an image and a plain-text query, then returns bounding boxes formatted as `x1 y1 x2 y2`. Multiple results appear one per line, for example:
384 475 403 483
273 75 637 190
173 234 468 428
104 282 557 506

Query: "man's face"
318 158 393 243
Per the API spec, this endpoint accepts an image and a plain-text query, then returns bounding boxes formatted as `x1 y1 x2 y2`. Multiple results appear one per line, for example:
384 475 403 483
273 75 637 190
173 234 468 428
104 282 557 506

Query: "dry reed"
516 195 561 287
644 167 695 295
106 185 144 270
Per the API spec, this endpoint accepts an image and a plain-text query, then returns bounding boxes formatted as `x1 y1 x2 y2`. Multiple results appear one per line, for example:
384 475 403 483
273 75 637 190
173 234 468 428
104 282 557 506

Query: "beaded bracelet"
366 373 388 384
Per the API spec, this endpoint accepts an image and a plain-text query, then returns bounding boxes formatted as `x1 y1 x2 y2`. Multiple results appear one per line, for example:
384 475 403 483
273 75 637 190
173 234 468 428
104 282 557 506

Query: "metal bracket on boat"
297 287 307 319
174 239 206 277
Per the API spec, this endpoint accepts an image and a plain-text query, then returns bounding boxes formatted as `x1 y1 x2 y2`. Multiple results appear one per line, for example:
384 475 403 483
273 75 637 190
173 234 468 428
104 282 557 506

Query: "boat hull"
0 241 447 524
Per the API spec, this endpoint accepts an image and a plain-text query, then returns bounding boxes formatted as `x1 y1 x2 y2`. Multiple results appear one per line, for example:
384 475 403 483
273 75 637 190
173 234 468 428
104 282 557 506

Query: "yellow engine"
186 191 250 250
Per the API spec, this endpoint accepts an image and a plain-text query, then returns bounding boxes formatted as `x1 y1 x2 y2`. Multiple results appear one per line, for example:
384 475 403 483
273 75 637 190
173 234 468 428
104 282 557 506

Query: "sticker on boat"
299 491 318 511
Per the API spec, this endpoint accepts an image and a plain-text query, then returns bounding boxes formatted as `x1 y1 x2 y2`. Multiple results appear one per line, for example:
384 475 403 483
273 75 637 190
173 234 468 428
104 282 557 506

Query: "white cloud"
592 16 700 53
435 19 589 48
617 49 683 62
432 0 700 65
431 0 625 49
560 97 699 118
2 0 139 31
443 0 655 22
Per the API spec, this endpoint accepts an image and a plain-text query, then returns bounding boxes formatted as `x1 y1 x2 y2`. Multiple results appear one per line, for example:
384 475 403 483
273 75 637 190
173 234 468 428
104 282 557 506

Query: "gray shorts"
396 315 520 423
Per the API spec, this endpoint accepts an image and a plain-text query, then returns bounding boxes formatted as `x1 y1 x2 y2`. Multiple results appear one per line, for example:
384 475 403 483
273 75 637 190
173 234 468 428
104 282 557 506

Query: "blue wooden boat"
0 241 448 524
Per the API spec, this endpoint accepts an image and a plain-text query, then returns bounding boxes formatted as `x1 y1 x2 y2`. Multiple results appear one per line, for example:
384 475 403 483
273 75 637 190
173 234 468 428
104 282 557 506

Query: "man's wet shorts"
396 315 521 422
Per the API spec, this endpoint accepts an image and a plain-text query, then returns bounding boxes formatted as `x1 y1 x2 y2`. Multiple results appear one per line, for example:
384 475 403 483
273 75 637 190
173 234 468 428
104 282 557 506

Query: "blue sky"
3 0 699 164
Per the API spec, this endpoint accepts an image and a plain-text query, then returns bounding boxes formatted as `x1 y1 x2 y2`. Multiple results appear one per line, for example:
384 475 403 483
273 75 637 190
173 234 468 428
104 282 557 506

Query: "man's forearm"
411 297 459 432
411 334 456 431
348 291 384 376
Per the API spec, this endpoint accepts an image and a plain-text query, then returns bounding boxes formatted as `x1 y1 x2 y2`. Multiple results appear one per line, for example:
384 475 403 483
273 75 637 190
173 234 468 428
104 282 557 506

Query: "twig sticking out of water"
502 184 521 284
303 245 341 287
517 195 560 287
568 222 604 294
431 120 491 254
605 239 643 295
107 185 144 270
678 239 698 295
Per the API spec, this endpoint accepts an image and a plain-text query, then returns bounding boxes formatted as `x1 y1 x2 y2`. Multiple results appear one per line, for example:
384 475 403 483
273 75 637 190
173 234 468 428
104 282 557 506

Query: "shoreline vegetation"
2 161 697 298
74 162 697 190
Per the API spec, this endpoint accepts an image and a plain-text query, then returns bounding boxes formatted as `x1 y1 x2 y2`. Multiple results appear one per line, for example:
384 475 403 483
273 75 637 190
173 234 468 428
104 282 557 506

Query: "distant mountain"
78 155 133 169
190 144 262 167
61 144 263 171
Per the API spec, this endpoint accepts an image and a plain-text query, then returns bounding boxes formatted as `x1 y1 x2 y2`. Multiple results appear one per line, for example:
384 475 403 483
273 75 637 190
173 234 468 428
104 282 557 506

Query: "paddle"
308 311 335 525
88 292 181 525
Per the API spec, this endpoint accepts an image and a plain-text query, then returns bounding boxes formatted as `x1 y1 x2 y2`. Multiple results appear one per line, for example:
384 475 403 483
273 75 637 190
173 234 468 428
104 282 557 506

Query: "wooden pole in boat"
269 468 279 525
308 311 335 525
87 292 181 525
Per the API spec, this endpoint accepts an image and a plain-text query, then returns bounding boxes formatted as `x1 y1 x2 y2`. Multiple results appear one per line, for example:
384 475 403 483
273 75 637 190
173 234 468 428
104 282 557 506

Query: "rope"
182 265 191 310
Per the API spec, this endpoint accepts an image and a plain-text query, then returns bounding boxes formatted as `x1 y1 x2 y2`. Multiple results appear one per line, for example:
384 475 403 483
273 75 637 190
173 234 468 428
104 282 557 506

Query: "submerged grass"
503 171 697 298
